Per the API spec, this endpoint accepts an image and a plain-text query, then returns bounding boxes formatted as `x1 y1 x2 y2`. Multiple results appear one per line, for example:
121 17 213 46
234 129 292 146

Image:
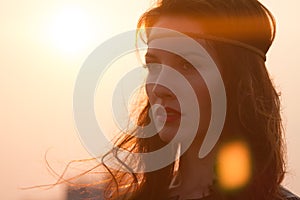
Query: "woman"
69 0 299 199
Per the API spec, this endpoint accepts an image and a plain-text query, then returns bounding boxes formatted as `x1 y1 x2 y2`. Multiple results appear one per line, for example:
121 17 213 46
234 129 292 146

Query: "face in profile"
145 15 223 145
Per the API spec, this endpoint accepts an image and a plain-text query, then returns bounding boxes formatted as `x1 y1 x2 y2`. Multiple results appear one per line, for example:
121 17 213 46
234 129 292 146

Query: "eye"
181 61 194 71
144 62 162 74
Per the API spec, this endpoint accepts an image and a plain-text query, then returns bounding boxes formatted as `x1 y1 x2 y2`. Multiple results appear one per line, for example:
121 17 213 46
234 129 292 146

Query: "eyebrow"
146 48 205 62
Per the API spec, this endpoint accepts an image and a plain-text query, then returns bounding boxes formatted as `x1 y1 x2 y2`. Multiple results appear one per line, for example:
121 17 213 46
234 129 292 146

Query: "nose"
147 68 175 99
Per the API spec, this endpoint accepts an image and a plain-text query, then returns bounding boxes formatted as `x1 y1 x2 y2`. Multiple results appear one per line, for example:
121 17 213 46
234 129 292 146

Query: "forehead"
152 15 205 35
144 15 223 70
146 30 212 68
146 15 209 58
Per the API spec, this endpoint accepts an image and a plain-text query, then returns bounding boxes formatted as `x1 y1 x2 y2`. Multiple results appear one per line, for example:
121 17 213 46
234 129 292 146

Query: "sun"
47 6 95 55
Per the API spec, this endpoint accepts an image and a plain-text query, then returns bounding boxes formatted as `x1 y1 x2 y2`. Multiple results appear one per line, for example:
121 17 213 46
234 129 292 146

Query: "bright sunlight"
47 6 95 55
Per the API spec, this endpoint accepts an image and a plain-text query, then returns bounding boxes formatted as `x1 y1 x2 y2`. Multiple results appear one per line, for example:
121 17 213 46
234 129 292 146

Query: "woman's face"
145 15 222 143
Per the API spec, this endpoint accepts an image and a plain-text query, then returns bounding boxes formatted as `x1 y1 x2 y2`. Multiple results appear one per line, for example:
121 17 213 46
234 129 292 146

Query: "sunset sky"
0 0 299 199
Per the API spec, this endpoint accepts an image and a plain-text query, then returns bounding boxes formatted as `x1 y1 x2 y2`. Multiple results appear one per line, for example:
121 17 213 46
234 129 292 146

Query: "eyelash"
182 61 192 71
144 60 195 74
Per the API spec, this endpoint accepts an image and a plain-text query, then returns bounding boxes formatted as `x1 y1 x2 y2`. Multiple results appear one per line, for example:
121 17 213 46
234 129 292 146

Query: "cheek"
145 83 151 97
189 74 211 106
145 83 155 103
145 73 158 101
195 84 210 107
188 75 212 129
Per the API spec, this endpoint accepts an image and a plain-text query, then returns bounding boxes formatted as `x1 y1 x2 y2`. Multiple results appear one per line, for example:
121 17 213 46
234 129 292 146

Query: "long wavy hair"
101 0 286 199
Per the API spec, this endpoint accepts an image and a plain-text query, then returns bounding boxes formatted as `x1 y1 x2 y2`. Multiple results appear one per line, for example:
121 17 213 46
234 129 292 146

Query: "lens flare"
216 141 252 191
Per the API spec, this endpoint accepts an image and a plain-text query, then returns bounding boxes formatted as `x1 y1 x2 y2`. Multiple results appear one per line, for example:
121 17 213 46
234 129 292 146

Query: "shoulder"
281 187 300 200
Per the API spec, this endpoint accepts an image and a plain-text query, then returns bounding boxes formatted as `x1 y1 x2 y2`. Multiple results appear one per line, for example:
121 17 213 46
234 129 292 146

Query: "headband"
147 30 266 61
188 33 266 61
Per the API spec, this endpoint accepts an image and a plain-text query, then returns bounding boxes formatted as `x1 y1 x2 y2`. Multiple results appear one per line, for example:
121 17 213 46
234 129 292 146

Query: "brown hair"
101 0 286 199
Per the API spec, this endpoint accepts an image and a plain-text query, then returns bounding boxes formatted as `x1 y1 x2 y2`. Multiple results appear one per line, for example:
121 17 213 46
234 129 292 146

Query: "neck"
169 143 217 199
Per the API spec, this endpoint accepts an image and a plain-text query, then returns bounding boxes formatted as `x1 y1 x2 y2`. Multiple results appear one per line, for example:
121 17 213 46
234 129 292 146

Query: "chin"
158 131 176 143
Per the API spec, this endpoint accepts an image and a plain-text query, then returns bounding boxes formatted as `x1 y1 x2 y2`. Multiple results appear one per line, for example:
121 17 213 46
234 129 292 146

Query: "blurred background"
0 0 299 199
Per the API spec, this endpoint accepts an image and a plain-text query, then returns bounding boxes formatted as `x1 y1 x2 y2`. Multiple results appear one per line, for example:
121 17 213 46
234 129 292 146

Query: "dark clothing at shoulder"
281 187 300 200
168 187 299 200
66 186 299 200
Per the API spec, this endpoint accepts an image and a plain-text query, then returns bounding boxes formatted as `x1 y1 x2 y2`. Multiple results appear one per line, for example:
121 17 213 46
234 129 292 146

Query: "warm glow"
47 6 95 54
216 141 252 190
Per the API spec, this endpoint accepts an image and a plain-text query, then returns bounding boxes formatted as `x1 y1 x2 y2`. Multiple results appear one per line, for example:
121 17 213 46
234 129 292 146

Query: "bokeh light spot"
216 140 252 191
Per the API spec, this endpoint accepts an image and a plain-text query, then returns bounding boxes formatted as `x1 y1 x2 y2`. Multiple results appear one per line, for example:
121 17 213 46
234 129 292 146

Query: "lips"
154 106 181 123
